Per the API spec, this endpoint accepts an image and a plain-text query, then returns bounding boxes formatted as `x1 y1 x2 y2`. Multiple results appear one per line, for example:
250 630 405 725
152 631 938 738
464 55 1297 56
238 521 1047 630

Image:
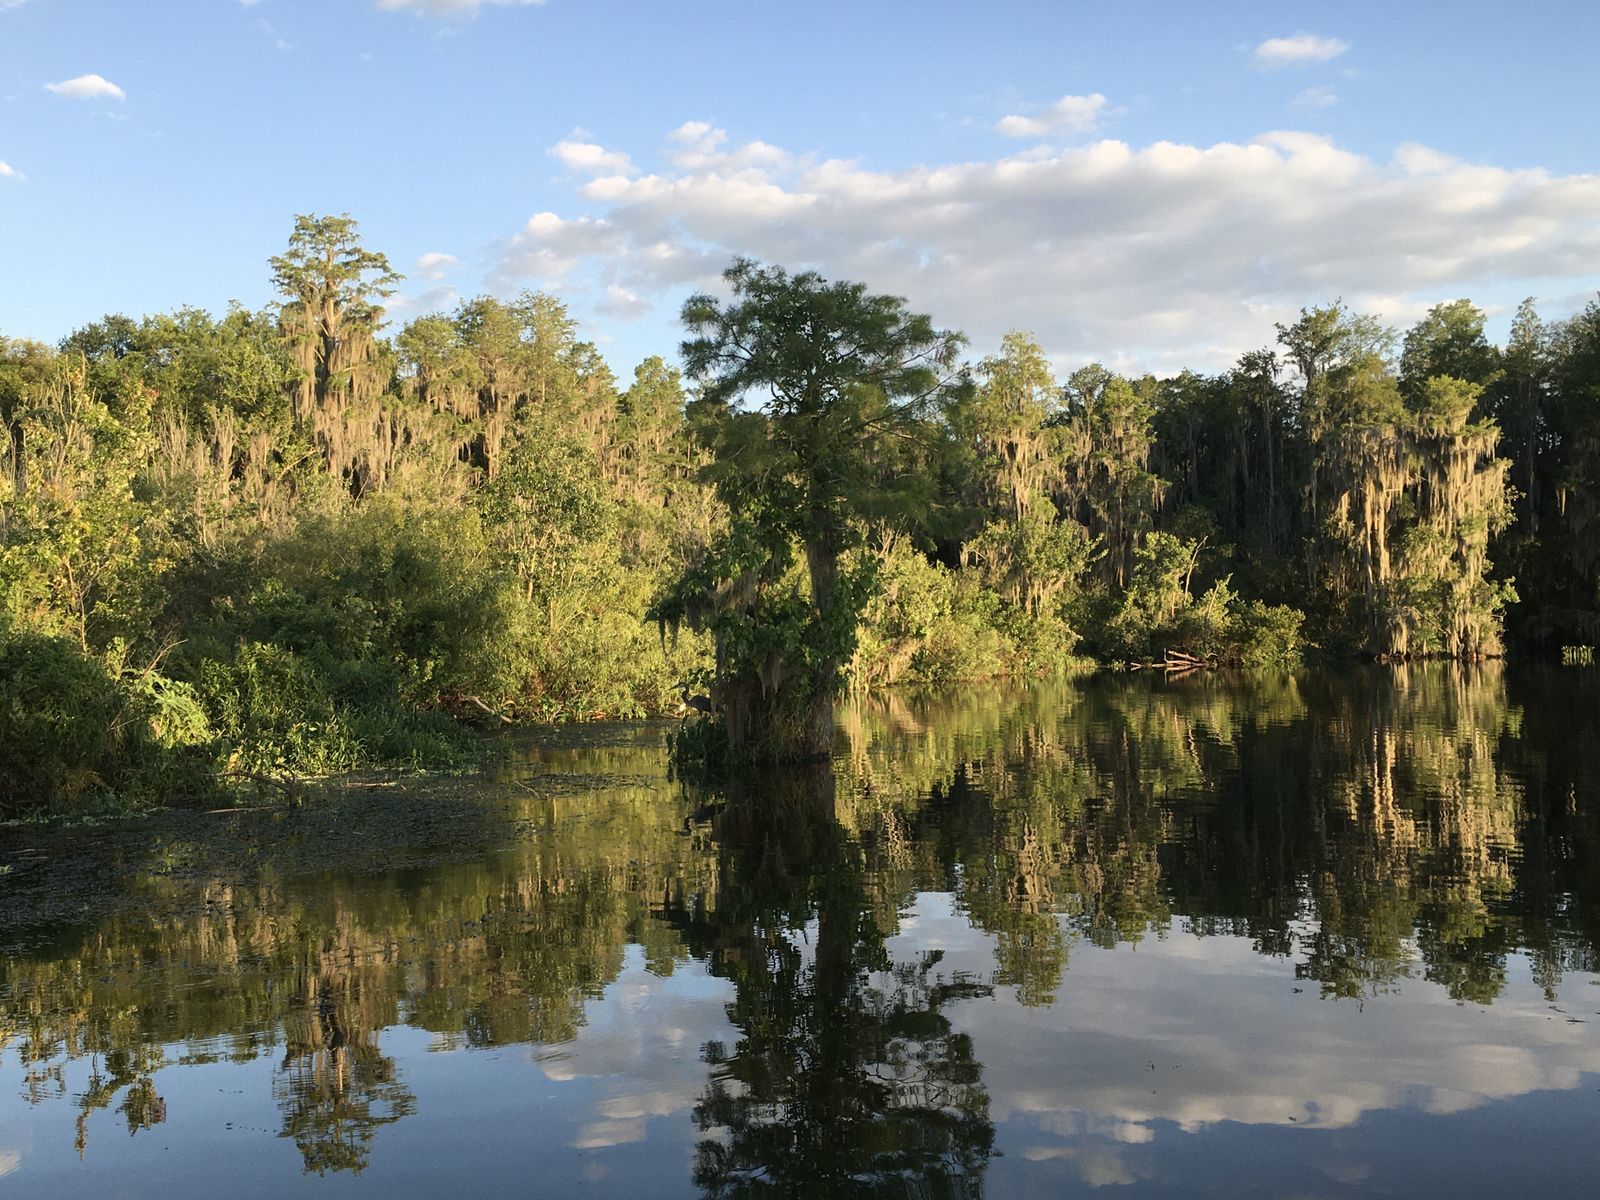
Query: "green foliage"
1400 300 1501 400
195 641 471 773
171 502 515 770
853 540 1081 687
1090 532 1305 667
665 259 966 763
1232 600 1305 668
479 424 614 603
4 221 1595 812
0 624 220 817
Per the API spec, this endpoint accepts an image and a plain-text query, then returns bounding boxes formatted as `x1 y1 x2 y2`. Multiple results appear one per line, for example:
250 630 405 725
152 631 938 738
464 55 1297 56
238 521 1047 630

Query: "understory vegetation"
4 215 1599 805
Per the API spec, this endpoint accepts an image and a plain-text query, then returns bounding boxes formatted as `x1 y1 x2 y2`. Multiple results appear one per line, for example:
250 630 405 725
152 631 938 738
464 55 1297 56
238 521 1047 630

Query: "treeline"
2 214 1598 808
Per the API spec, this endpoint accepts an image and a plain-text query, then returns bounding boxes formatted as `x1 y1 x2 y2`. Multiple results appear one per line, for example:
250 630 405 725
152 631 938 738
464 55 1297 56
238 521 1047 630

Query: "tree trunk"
801 531 840 761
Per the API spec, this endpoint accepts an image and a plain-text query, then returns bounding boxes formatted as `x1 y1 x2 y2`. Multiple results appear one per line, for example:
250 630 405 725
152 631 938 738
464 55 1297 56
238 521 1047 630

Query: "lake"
3 664 1599 1198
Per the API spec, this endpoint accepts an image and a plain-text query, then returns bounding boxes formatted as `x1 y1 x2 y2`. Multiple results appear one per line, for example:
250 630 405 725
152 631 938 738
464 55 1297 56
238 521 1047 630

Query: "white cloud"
416 251 459 280
1254 32 1350 68
44 74 125 101
893 895 1600 1156
492 123 1600 373
551 139 636 176
597 283 650 320
375 0 545 15
1293 86 1339 110
996 93 1110 138
495 211 628 285
0 160 17 179
668 120 718 145
251 16 292 50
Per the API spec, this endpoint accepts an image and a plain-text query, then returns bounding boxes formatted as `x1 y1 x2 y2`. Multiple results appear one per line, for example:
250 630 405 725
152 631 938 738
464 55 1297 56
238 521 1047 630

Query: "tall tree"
1400 376 1513 657
1400 300 1501 403
1547 300 1600 632
1229 348 1292 556
1057 366 1161 588
1494 299 1550 531
963 331 1058 521
659 259 965 761
616 356 688 506
954 333 1093 617
270 214 401 492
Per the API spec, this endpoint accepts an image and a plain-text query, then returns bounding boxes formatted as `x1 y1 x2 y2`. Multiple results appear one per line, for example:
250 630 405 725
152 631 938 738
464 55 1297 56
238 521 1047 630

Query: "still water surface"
3 665 1599 1197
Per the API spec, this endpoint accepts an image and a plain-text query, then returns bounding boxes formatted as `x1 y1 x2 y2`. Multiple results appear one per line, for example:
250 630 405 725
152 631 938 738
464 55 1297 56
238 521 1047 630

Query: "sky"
2 0 1599 378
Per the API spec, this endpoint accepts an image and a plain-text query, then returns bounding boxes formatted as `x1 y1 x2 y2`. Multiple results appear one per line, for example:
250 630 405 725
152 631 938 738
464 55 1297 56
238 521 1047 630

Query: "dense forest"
3 214 1599 809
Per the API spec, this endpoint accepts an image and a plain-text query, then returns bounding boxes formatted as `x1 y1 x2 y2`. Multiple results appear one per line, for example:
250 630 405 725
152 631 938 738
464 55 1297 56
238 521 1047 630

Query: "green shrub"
853 544 1084 687
1234 600 1305 668
194 640 475 774
0 627 220 817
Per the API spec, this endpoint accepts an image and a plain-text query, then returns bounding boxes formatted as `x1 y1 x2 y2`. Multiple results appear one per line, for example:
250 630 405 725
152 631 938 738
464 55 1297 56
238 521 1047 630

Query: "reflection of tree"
273 967 415 1174
1296 664 1525 1000
72 1046 167 1157
4 666 1600 1179
0 747 718 1171
675 771 994 1199
835 665 1600 1009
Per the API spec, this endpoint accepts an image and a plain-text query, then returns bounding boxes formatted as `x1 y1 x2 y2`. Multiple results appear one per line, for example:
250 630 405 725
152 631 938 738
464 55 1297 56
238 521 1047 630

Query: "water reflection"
675 774 994 1197
1 664 1598 1196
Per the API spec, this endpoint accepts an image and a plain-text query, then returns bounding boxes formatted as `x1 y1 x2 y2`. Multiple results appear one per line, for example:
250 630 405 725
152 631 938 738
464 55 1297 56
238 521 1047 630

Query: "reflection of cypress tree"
1490 666 1600 990
6 668 1600 1176
836 667 1600 1007
274 969 415 1175
677 768 994 1199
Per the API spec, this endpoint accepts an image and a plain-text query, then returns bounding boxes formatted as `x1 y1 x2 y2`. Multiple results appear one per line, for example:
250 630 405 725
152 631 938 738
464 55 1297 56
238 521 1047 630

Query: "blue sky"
3 0 1598 376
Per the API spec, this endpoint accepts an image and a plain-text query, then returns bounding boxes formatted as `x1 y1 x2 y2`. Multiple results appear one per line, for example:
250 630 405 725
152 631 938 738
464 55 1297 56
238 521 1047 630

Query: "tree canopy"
4 216 1599 811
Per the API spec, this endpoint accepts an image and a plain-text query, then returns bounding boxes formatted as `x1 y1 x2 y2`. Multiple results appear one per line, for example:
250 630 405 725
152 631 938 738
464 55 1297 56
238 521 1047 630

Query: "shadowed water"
3 664 1599 1197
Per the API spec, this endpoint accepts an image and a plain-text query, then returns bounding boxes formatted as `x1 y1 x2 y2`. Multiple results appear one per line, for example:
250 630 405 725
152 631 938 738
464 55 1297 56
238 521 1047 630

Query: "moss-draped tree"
271 214 401 494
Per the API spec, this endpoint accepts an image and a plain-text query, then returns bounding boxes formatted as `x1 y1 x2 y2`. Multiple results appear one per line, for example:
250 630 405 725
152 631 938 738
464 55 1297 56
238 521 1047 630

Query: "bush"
0 627 220 817
853 544 1082 687
168 492 703 767
1234 600 1304 668
1085 535 1305 668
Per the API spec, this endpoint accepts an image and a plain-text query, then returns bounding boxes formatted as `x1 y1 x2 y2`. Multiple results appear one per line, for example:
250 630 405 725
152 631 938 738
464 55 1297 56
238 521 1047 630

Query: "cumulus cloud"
894 894 1600 1155
550 139 636 176
996 93 1110 138
0 160 17 179
45 73 128 101
493 122 1600 372
375 0 545 15
44 74 126 100
1253 32 1350 68
496 211 627 285
416 251 459 280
